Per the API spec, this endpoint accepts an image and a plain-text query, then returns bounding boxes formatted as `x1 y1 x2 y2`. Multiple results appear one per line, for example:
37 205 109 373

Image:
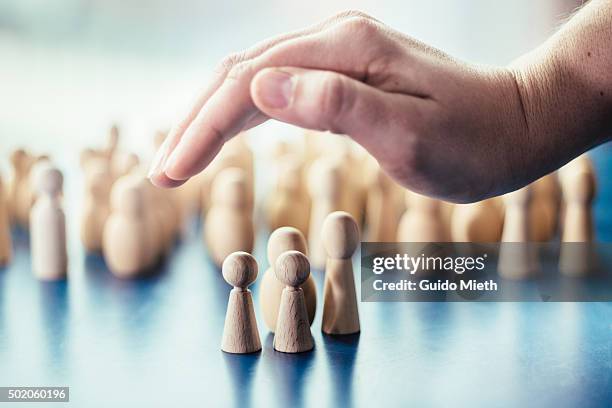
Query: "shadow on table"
262 333 316 408
223 351 262 408
38 280 69 372
322 333 360 408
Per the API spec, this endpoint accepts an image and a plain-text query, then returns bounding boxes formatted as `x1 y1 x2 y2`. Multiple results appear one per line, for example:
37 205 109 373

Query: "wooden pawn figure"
308 157 343 270
260 227 317 332
11 149 39 226
7 149 28 223
103 176 150 278
221 252 261 354
498 186 538 279
322 211 360 335
530 173 561 241
201 135 254 214
30 163 67 280
364 159 401 242
0 174 12 266
274 250 314 353
326 137 365 224
140 179 171 260
80 160 112 252
204 167 254 268
558 156 596 276
450 199 504 242
266 156 310 237
397 191 445 242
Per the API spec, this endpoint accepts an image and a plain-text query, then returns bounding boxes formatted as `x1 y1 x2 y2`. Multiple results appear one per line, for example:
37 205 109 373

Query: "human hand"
147 10 597 202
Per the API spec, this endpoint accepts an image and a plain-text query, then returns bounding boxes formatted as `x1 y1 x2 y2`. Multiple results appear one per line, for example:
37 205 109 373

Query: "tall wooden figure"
321 211 360 335
274 250 314 353
221 252 261 354
559 155 597 276
30 164 67 280
307 158 342 270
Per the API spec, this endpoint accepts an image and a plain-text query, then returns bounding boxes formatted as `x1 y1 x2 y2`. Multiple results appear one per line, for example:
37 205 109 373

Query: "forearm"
510 0 612 172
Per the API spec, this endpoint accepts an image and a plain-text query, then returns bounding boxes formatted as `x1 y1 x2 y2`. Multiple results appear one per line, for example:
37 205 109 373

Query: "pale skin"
148 0 612 203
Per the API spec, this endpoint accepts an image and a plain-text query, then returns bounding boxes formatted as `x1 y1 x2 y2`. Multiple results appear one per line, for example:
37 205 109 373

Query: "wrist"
508 50 612 163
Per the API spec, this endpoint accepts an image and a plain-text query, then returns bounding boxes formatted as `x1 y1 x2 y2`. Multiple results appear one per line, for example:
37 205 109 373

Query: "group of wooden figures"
0 125 598 283
221 211 360 354
0 149 67 279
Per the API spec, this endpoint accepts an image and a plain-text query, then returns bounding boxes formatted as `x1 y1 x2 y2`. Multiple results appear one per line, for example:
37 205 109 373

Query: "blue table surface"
0 145 611 408
1 223 611 408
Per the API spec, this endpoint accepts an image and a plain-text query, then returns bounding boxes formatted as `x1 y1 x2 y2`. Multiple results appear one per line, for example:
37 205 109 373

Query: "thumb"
250 67 402 139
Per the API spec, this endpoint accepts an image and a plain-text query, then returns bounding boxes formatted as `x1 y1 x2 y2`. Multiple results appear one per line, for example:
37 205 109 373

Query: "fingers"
161 18 393 182
250 67 425 158
149 11 378 186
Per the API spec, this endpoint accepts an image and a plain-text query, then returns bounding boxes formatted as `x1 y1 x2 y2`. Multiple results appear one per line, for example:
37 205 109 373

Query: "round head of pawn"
34 164 63 197
275 250 310 288
322 211 359 259
110 175 144 215
211 167 248 208
222 251 258 289
267 227 308 266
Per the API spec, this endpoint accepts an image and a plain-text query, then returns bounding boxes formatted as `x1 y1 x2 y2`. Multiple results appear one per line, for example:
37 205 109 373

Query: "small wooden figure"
498 186 538 279
558 155 597 276
30 163 67 280
397 191 445 242
451 199 504 242
204 167 254 267
103 175 150 278
80 160 112 252
260 227 317 332
221 251 261 354
530 173 560 241
266 156 310 237
364 159 402 242
321 211 360 335
274 250 314 353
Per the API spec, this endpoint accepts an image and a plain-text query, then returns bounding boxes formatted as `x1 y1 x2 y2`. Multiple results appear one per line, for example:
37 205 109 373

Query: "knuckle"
214 52 245 76
340 15 380 38
319 74 350 129
225 61 251 82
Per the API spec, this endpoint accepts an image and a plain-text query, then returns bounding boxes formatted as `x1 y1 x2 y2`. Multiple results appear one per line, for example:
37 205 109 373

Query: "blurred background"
0 0 610 239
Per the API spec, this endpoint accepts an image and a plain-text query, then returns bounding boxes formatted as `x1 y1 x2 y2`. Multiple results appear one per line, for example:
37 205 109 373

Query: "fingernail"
147 136 172 179
162 148 181 177
256 69 294 109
